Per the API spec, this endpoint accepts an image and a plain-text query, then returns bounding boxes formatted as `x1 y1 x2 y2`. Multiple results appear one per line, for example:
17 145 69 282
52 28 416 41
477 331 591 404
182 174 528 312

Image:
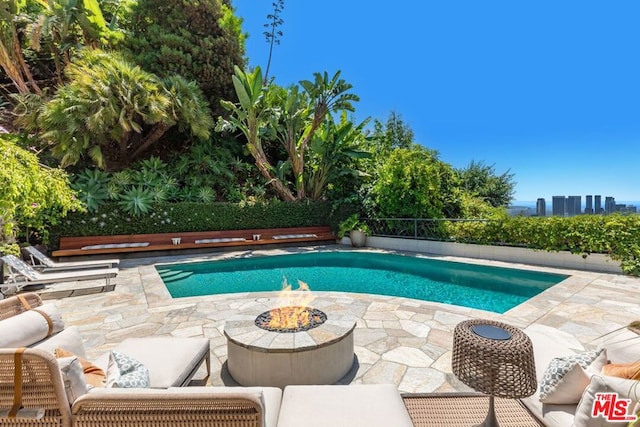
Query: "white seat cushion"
276 384 413 427
94 337 209 388
600 328 640 364
33 326 87 358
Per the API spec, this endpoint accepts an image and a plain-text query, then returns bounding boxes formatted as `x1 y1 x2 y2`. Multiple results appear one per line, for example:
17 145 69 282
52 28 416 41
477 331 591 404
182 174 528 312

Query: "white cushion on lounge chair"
195 238 246 244
168 386 282 427
272 234 317 240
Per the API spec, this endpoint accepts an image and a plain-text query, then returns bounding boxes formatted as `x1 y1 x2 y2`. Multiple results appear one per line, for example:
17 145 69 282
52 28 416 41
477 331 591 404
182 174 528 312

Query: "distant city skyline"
234 1 640 202
511 194 638 216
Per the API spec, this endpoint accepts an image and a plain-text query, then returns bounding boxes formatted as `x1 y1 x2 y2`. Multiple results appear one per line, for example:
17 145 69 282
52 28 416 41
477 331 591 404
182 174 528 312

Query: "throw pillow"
54 348 106 388
106 350 150 388
601 360 640 380
57 356 88 403
539 349 607 404
573 374 640 427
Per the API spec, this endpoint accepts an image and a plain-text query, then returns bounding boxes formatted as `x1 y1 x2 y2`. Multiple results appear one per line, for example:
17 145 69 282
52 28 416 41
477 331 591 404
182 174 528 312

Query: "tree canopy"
369 146 461 219
457 160 515 207
124 0 245 118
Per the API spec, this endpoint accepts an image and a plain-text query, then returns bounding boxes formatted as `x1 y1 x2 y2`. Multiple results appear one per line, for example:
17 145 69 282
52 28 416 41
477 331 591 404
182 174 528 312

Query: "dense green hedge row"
49 201 354 249
448 214 640 275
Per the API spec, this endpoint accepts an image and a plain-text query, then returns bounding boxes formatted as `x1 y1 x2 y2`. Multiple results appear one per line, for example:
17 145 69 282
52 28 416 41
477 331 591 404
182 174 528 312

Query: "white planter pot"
349 230 367 247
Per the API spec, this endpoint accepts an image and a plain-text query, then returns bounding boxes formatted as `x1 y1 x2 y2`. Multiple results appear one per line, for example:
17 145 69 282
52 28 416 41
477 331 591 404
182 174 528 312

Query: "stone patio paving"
37 245 640 393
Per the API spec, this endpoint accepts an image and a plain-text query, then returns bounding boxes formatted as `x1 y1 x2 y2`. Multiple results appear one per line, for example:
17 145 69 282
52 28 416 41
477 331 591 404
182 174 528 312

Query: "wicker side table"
452 319 537 427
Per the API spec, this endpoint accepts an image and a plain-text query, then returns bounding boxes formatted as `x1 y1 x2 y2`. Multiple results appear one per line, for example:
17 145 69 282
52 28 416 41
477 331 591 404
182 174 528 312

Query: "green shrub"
49 200 349 249
448 214 640 275
0 243 20 257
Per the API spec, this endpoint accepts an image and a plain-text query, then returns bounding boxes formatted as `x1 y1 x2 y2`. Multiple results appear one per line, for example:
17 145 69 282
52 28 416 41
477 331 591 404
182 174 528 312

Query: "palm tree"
219 65 296 201
219 66 359 201
284 70 359 199
38 50 212 170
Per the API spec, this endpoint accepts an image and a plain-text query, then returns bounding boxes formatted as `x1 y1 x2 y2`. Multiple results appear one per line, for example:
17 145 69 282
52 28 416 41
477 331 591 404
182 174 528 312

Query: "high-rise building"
605 196 616 214
536 198 546 216
552 196 566 216
585 195 593 214
594 195 602 214
567 196 581 216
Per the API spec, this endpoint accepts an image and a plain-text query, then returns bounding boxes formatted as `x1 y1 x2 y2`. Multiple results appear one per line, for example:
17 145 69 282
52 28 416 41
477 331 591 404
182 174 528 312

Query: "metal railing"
364 217 491 242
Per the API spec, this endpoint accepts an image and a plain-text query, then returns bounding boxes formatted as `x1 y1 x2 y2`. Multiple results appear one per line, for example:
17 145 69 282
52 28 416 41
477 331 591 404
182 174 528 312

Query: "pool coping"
153 248 570 315
136 245 593 326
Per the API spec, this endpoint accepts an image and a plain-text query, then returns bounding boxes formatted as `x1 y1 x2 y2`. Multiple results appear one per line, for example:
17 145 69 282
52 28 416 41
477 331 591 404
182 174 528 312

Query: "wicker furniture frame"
402 393 544 427
0 348 72 427
71 390 264 427
0 293 42 321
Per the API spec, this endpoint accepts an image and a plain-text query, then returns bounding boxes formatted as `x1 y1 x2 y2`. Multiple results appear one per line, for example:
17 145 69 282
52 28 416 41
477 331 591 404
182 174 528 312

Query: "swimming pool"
156 251 568 313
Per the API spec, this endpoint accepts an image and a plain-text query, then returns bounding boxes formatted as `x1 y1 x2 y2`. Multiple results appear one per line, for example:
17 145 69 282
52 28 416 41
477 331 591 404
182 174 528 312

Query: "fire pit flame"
255 306 327 333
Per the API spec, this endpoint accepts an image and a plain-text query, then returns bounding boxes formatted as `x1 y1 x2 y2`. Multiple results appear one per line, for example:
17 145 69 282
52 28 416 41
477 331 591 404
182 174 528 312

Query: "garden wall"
350 236 622 274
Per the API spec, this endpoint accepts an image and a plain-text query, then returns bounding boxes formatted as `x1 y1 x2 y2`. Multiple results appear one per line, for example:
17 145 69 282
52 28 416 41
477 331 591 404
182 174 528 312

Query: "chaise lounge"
1 255 119 294
23 246 120 271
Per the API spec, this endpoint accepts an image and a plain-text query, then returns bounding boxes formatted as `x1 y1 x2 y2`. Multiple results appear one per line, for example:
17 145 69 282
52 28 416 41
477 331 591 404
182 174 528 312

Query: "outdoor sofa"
0 293 413 427
522 323 640 427
0 293 285 427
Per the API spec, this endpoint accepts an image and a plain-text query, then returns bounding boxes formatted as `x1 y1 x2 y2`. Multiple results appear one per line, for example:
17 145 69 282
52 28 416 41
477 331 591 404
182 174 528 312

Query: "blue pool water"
156 251 568 313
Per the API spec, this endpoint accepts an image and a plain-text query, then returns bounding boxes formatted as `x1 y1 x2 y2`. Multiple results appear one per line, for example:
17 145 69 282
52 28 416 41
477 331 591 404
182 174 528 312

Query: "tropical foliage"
69 135 258 216
2 1 638 279
218 66 360 201
25 50 212 169
29 0 113 83
0 135 81 245
0 0 42 94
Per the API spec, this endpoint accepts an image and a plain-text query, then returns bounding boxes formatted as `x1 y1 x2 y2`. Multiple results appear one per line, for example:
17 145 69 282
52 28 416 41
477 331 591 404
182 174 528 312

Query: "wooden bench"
52 226 335 258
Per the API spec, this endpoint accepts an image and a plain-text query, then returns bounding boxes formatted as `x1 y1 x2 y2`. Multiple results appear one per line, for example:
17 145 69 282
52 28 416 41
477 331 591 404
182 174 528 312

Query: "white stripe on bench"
272 234 318 240
81 242 150 250
194 238 247 244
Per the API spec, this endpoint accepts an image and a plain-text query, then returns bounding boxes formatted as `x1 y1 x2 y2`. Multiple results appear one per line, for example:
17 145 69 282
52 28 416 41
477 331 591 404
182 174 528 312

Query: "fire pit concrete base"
225 310 356 389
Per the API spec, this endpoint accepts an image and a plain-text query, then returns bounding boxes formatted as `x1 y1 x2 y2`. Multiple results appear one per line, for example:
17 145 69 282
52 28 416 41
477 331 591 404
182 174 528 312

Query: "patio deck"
35 245 640 393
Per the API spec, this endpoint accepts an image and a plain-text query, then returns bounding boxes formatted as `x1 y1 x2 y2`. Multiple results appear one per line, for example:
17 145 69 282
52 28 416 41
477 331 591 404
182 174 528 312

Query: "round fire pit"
225 306 356 389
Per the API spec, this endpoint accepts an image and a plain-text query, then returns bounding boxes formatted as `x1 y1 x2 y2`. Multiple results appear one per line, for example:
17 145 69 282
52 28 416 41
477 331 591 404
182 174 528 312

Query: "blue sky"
233 1 640 202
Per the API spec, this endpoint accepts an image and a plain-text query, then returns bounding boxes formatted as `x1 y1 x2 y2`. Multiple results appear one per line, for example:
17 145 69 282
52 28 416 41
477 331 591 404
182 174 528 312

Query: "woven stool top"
451 319 537 398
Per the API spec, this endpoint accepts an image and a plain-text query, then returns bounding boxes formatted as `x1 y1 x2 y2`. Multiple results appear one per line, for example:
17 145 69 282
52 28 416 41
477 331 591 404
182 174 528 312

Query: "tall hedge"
49 200 353 249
